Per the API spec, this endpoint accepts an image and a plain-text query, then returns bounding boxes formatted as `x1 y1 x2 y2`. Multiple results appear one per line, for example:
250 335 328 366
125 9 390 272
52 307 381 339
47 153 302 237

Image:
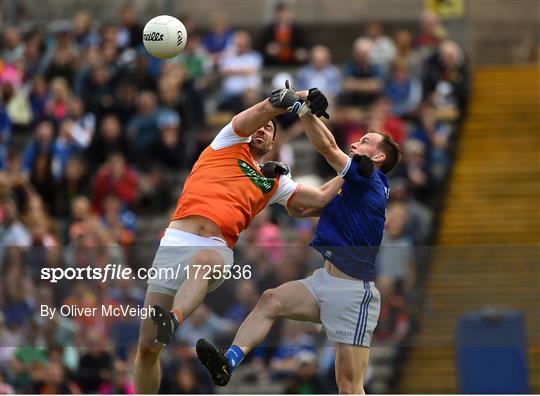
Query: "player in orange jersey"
133 86 340 393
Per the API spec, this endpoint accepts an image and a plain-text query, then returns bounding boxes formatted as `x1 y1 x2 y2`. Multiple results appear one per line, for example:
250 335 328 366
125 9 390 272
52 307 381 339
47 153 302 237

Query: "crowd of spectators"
1 2 469 393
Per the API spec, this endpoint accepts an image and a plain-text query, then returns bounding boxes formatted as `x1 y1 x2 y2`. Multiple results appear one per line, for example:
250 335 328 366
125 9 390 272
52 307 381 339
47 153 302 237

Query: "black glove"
268 80 308 116
261 161 290 178
352 154 374 178
307 88 330 119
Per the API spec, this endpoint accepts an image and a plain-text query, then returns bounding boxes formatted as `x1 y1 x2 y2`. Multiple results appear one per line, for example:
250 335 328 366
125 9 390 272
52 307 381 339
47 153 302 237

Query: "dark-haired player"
134 87 342 394
196 87 401 394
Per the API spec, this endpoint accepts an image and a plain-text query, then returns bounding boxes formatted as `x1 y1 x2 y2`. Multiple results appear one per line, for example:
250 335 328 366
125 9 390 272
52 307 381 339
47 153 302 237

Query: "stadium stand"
399 65 540 393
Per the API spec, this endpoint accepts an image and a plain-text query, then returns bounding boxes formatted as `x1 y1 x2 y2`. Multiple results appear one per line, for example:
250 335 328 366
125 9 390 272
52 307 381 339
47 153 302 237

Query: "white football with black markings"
143 15 187 59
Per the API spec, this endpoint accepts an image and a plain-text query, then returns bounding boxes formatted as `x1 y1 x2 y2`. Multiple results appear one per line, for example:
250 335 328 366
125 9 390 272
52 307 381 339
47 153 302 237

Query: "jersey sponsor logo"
237 160 275 193
144 32 165 41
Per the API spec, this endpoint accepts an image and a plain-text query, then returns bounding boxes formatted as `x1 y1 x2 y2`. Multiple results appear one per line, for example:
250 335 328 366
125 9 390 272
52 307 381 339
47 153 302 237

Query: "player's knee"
136 340 161 362
259 288 283 317
136 329 162 361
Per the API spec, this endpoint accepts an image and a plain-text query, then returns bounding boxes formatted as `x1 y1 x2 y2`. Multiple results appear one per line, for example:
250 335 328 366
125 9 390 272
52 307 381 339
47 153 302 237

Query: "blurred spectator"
172 38 209 129
375 288 410 345
410 102 452 180
0 105 11 169
340 38 382 107
79 62 115 118
270 321 317 378
388 178 432 244
53 156 90 218
366 97 407 146
415 11 447 54
364 21 396 78
91 153 138 214
224 279 260 323
1 27 24 63
284 351 328 394
202 11 234 66
296 45 341 103
393 139 432 203
177 305 235 346
101 194 136 247
1 197 31 249
151 110 185 169
97 359 135 394
127 91 160 158
377 202 415 295
31 361 80 394
77 330 113 393
72 10 99 49
394 29 423 78
86 114 131 171
117 4 142 50
28 75 50 124
168 366 208 394
218 31 262 113
44 77 71 122
384 58 422 117
422 40 469 120
260 2 308 66
44 44 77 84
51 119 85 181
66 97 96 148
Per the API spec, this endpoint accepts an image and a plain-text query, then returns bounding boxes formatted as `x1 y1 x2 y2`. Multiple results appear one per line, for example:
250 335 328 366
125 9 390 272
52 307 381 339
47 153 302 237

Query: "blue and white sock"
224 345 245 373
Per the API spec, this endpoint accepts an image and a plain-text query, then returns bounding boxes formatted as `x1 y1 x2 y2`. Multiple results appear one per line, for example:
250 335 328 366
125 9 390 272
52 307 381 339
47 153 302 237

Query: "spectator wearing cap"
339 38 383 108
296 45 341 103
151 110 185 169
260 2 308 66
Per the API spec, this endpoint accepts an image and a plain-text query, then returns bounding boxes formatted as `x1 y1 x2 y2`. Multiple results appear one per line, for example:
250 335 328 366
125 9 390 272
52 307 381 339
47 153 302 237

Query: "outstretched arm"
300 113 350 173
287 176 343 215
288 176 343 214
233 99 287 137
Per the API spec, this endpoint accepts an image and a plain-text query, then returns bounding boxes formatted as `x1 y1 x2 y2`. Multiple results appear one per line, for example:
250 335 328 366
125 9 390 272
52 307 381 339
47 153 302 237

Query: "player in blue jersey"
196 86 401 394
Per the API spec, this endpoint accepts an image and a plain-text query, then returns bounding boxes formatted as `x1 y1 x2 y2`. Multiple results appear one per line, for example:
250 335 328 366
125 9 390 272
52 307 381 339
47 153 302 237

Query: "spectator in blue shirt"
339 38 383 107
297 45 341 103
384 58 422 117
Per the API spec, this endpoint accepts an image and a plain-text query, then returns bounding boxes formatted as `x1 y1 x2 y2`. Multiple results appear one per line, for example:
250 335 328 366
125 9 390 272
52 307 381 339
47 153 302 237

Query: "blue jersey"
310 158 389 281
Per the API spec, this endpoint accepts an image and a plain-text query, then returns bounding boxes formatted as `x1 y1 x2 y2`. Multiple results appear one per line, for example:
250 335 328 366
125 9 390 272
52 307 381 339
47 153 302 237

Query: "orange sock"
171 308 184 325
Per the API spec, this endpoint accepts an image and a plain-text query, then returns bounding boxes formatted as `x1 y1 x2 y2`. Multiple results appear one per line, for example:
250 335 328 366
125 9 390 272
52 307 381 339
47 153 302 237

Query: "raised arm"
232 99 287 137
299 113 350 173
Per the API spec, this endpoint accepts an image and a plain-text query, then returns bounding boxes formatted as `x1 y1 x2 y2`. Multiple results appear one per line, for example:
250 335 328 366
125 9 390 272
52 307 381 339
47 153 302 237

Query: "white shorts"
146 228 234 297
300 268 381 347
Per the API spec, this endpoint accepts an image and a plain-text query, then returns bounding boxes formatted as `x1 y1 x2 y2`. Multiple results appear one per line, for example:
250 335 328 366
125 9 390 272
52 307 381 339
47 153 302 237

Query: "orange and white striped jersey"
172 119 299 247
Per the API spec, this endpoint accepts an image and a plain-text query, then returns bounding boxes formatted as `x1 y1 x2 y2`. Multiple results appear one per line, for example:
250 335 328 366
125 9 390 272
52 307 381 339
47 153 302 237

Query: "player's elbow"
312 189 330 209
